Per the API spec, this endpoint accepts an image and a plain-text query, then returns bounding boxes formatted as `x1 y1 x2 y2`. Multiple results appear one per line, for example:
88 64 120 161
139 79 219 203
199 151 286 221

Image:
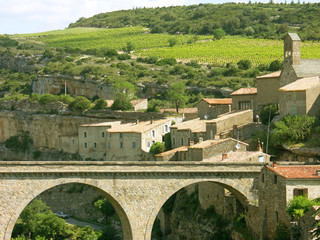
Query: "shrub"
259 103 278 125
286 195 319 219
111 96 133 111
149 142 165 156
164 133 172 151
58 95 75 105
213 28 226 40
93 98 107 110
237 59 252 70
5 131 33 152
156 57 177 66
272 115 315 145
70 96 92 111
38 94 59 105
168 38 178 47
269 60 282 71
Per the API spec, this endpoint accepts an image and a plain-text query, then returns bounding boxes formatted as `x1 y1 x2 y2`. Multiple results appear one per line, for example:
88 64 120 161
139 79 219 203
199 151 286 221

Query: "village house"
259 164 320 240
256 71 281 108
105 118 173 161
170 118 207 148
155 137 269 162
78 121 121 159
230 88 257 114
197 98 232 120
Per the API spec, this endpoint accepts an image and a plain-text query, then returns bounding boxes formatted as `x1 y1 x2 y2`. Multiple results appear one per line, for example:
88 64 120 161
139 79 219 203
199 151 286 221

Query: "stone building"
230 88 257 113
105 118 173 161
197 98 232 120
78 121 121 159
170 118 207 149
256 71 281 108
259 164 320 239
155 137 269 163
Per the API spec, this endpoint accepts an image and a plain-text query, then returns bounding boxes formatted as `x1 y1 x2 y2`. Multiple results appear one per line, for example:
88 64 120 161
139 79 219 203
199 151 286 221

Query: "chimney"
136 119 139 124
273 162 277 168
222 153 228 160
199 137 203 143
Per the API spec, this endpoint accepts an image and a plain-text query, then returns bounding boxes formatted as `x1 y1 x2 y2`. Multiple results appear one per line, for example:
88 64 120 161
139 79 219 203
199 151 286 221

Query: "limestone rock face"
0 53 44 72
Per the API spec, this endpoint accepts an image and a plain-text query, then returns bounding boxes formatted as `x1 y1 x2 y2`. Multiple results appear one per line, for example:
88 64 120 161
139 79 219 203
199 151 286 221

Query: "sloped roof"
189 138 248 149
256 71 281 79
287 33 301 41
279 76 320 92
79 121 121 127
160 108 198 114
267 165 320 179
107 118 171 133
202 98 232 105
155 146 188 157
105 99 147 107
231 88 257 95
293 59 320 78
170 118 206 132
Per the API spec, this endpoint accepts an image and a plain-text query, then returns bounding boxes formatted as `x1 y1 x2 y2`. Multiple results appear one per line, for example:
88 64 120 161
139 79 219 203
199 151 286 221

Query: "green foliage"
274 222 290 240
123 41 135 53
272 115 315 145
156 57 177 66
93 198 116 222
149 142 165 156
167 82 188 113
93 98 107 110
213 28 226 40
237 59 252 70
313 208 320 239
38 94 59 105
111 93 133 111
12 199 72 240
287 195 320 219
0 35 19 47
259 103 278 125
70 96 92 111
5 131 33 152
168 38 178 47
164 132 172 151
269 60 282 71
98 225 120 240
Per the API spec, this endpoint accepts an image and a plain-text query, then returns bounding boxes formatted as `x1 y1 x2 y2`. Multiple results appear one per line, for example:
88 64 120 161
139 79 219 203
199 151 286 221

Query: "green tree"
269 60 282 71
286 195 317 219
271 115 315 145
13 199 71 239
150 142 165 156
111 93 133 111
237 59 252 70
70 96 92 111
94 198 115 222
213 28 226 40
93 98 107 110
164 132 172 150
167 82 188 113
259 103 278 125
123 41 135 53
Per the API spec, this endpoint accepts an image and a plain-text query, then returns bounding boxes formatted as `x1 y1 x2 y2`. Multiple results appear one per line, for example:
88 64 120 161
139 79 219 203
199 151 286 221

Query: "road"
65 217 104 230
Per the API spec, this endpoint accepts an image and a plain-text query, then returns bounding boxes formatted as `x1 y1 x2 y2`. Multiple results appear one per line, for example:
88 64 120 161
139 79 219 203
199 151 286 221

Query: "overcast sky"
0 0 319 35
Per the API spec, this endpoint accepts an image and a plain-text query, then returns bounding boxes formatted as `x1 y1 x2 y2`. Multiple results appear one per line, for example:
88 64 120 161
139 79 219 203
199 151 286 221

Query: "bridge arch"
4 179 132 240
145 178 251 240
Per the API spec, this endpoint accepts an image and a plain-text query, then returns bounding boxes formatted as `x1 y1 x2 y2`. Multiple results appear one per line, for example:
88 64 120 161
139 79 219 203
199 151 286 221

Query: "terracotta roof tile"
160 108 198 114
155 146 188 157
267 165 320 179
256 71 281 79
231 88 257 95
202 98 232 105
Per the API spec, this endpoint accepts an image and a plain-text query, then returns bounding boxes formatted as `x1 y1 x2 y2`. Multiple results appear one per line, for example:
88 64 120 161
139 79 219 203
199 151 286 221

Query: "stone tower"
284 33 301 65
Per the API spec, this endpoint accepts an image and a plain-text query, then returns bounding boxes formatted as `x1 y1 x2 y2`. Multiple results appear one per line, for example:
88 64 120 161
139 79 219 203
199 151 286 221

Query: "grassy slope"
14 27 320 66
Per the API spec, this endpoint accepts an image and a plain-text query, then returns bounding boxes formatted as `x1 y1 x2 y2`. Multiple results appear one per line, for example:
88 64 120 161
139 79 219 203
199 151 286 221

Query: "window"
132 142 136 148
293 106 297 116
274 175 277 184
94 143 97 149
72 138 75 144
173 138 176 146
275 211 279 222
151 130 156 138
293 92 297 100
108 143 111 149
183 152 187 160
120 133 123 138
84 132 87 138
147 141 151 148
181 138 184 146
164 125 168 133
120 142 123 148
102 132 105 138
84 142 87 148
261 174 264 183
294 188 308 197
238 101 251 110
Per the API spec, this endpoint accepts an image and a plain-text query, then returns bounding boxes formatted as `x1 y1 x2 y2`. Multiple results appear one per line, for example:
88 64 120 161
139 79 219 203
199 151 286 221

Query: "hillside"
69 2 320 41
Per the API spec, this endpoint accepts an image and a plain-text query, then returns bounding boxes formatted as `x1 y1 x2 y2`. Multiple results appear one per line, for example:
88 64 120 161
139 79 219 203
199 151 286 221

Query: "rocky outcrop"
0 52 43 72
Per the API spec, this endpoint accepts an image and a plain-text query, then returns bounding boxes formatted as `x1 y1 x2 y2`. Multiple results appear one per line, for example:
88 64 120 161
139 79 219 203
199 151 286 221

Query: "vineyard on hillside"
16 27 320 66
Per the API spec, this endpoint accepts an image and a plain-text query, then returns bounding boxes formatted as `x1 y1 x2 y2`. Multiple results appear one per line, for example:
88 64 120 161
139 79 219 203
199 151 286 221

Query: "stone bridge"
0 161 267 240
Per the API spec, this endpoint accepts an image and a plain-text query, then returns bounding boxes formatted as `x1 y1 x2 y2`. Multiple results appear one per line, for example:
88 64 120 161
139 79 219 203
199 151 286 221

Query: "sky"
0 0 319 35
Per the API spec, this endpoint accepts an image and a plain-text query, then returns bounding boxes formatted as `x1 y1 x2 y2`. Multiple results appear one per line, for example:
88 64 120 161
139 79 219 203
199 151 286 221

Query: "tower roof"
287 33 301 41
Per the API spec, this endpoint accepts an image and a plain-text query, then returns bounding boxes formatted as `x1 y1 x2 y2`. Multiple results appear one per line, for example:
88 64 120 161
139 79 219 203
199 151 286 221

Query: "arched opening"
149 181 254 240
7 182 132 240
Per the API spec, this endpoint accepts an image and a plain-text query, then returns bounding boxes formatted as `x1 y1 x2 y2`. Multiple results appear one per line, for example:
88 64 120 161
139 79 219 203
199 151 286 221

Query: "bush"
213 28 226 40
237 59 252 70
70 96 92 111
164 133 172 150
5 131 33 152
93 98 107 110
168 38 178 47
259 103 278 125
149 142 165 156
269 60 282 71
272 115 315 145
38 94 59 105
156 57 177 66
111 95 133 111
286 195 319 219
